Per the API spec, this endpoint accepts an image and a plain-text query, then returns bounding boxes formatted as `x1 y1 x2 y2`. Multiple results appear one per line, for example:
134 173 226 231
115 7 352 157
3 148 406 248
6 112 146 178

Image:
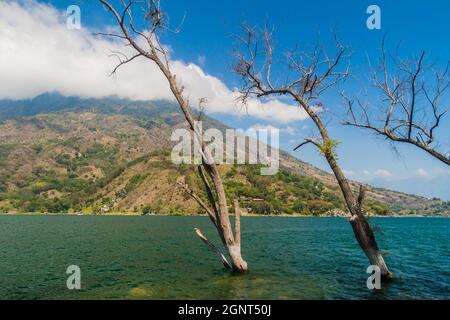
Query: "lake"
0 215 448 299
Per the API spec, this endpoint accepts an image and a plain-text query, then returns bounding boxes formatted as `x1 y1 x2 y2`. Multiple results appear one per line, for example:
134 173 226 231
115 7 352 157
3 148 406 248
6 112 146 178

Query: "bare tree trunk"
311 106 392 279
164 68 248 273
229 199 247 272
98 0 248 273
290 88 392 279
228 244 247 272
349 214 390 278
234 26 392 278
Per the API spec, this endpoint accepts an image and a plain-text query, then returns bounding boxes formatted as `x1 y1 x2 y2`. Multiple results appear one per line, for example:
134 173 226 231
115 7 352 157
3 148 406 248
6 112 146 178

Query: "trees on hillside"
343 40 450 166
233 26 392 279
98 0 248 273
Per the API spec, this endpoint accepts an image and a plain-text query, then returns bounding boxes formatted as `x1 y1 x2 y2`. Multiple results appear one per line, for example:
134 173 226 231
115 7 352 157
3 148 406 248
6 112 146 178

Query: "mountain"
0 93 448 216
370 176 450 202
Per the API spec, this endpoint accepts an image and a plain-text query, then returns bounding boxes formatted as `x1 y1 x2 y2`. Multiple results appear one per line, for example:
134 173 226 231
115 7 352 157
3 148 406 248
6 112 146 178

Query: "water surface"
0 216 448 299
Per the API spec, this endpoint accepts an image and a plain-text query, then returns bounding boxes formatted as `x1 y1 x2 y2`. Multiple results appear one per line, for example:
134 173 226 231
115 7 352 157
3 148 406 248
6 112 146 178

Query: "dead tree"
344 40 450 166
98 0 248 272
234 25 392 278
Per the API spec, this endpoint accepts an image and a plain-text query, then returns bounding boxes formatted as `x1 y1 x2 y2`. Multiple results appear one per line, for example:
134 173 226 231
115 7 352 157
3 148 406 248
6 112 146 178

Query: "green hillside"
0 94 448 216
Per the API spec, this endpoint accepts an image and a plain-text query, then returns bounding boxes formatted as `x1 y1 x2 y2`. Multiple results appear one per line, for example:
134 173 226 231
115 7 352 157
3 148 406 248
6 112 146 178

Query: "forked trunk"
194 228 248 273
99 0 248 273
217 199 248 273
227 244 248 272
165 67 249 273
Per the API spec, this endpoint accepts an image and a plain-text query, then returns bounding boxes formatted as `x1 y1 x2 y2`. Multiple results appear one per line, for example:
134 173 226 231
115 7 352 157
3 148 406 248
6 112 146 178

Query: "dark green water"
0 216 448 299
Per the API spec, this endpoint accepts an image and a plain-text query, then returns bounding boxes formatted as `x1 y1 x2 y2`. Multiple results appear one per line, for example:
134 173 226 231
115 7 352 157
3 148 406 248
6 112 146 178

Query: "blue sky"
3 0 450 199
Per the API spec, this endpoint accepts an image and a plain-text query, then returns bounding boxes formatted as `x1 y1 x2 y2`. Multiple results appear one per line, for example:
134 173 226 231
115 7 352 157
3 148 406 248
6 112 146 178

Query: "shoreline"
0 212 448 218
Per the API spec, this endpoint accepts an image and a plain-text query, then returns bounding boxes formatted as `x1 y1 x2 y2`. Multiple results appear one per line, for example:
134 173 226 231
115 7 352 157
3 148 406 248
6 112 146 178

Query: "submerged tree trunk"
98 0 248 273
349 214 390 278
228 199 248 272
194 197 248 273
286 89 392 279
309 102 392 280
165 69 248 273
329 155 392 279
228 244 248 272
233 26 392 278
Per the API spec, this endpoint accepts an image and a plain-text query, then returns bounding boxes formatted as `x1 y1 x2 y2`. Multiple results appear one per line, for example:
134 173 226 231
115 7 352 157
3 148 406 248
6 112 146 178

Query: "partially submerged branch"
99 0 248 272
194 228 232 270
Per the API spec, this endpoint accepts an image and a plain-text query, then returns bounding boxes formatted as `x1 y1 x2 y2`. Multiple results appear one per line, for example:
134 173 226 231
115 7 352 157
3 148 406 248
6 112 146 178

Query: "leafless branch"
343 42 450 166
99 0 248 271
177 182 217 227
233 22 392 278
108 51 142 76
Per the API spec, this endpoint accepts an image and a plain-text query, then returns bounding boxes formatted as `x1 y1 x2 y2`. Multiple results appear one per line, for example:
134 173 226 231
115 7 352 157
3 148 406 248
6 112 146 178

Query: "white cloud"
247 124 279 132
431 167 450 176
360 169 395 182
283 126 298 135
373 169 394 179
343 169 356 176
247 124 297 136
417 168 428 177
0 0 309 124
197 55 206 66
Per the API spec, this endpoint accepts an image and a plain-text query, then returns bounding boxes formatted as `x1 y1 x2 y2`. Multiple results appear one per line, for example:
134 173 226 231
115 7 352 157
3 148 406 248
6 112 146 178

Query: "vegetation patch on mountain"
0 94 448 216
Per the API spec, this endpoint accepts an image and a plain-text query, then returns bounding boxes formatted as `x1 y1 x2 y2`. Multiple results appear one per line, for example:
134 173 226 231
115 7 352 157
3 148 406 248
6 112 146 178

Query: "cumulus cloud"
0 0 309 123
342 169 356 176
373 169 395 179
359 168 395 182
431 167 450 176
417 168 428 177
197 55 206 66
247 124 297 135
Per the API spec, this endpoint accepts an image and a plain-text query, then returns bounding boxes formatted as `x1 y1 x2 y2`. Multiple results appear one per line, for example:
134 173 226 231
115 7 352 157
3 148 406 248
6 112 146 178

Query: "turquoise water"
0 216 448 299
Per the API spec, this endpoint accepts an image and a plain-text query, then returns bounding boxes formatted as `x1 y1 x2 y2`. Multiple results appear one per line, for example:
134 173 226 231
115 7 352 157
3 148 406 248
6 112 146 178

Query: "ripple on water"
0 216 448 299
